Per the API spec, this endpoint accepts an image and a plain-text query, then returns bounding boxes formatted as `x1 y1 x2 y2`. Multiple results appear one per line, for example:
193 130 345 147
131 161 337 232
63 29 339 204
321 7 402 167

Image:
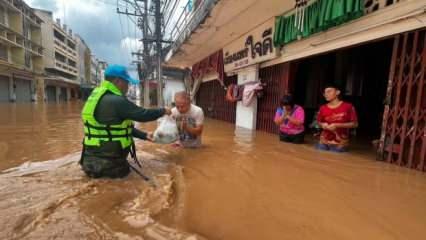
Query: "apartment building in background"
0 0 43 102
34 8 81 102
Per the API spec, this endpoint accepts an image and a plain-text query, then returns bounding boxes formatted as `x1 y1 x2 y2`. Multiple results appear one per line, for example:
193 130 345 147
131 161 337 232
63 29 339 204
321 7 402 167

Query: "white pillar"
235 64 259 130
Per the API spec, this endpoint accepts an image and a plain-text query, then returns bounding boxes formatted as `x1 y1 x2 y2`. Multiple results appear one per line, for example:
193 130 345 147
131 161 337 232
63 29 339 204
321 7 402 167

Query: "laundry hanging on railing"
242 82 264 107
273 0 365 47
225 84 243 103
225 81 265 106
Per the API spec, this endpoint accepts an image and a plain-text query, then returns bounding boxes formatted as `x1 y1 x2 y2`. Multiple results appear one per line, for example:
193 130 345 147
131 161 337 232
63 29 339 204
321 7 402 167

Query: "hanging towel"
242 82 264 107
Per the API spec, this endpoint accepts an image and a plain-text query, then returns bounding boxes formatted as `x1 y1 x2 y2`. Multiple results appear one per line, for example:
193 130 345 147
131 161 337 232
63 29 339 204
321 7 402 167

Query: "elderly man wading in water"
171 91 204 148
80 65 171 178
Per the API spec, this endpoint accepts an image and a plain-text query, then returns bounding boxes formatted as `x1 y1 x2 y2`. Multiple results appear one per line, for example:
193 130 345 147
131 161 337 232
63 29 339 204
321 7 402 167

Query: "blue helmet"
104 65 140 85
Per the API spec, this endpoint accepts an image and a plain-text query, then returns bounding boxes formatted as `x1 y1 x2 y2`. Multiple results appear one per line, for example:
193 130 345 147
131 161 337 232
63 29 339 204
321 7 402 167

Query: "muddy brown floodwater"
1 102 426 240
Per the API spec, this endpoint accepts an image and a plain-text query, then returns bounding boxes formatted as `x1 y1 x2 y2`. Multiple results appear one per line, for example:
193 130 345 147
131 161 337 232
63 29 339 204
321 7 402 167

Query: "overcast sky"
25 0 189 79
26 0 143 76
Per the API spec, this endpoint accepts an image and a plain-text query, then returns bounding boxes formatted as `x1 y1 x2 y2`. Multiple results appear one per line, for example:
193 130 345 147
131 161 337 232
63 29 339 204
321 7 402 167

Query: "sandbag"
153 116 179 144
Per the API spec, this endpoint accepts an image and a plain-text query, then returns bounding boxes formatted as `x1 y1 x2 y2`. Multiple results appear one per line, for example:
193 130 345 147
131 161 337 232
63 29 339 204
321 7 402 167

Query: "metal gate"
46 86 56 102
0 75 9 102
15 78 32 102
257 63 294 133
196 75 237 123
379 29 426 171
60 87 67 101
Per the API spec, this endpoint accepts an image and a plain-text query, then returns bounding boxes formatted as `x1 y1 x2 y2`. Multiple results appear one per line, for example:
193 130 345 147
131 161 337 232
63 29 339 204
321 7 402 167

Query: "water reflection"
233 126 255 154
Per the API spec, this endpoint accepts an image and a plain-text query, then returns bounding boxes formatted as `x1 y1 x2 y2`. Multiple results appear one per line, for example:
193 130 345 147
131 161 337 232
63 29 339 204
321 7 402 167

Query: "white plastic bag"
153 116 179 144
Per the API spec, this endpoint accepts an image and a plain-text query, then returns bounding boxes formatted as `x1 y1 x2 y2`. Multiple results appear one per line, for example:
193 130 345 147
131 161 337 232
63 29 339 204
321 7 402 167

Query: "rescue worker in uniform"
80 64 171 178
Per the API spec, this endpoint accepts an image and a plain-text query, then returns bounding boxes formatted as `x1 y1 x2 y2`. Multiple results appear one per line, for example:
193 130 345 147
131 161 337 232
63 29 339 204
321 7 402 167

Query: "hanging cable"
92 0 127 7
125 0 134 63
117 0 127 63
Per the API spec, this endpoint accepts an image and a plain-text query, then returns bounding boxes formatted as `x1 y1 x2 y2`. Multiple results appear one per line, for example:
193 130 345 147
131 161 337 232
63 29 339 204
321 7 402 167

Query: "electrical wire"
125 1 133 62
92 0 127 7
117 0 127 63
134 14 138 55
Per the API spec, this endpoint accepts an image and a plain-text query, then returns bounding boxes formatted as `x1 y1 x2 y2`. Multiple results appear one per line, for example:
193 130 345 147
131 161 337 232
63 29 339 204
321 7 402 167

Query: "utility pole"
118 0 150 107
155 0 163 107
142 0 150 107
117 0 172 107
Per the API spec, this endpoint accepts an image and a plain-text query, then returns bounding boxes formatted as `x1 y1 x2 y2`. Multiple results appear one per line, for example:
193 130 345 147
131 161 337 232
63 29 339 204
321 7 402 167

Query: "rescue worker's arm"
132 128 148 140
117 98 168 122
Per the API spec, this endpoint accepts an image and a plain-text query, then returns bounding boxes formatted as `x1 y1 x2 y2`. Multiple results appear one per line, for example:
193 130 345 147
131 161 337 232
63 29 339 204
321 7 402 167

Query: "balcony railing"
3 0 42 25
168 0 218 51
0 23 24 48
2 0 21 13
55 60 78 75
32 44 43 56
54 37 77 59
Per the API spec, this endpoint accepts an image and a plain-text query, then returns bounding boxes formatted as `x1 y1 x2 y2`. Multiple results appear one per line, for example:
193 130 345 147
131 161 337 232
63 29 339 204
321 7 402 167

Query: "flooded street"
1 102 426 240
0 103 84 170
0 102 199 239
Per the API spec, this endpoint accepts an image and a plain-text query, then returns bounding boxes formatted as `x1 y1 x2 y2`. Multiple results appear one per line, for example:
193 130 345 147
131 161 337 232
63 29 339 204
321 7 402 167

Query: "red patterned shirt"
317 102 357 146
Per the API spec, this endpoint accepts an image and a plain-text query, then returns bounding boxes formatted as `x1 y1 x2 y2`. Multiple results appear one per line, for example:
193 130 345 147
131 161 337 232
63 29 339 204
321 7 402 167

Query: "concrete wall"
8 11 22 33
31 27 42 45
76 35 90 84
34 10 55 69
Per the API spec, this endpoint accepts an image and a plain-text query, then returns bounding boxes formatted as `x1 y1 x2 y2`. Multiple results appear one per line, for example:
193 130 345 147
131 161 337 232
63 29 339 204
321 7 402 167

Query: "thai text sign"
223 18 278 72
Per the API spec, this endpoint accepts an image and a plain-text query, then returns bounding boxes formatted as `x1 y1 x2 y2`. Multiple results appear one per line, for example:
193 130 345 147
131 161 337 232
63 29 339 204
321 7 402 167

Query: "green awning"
274 0 364 47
